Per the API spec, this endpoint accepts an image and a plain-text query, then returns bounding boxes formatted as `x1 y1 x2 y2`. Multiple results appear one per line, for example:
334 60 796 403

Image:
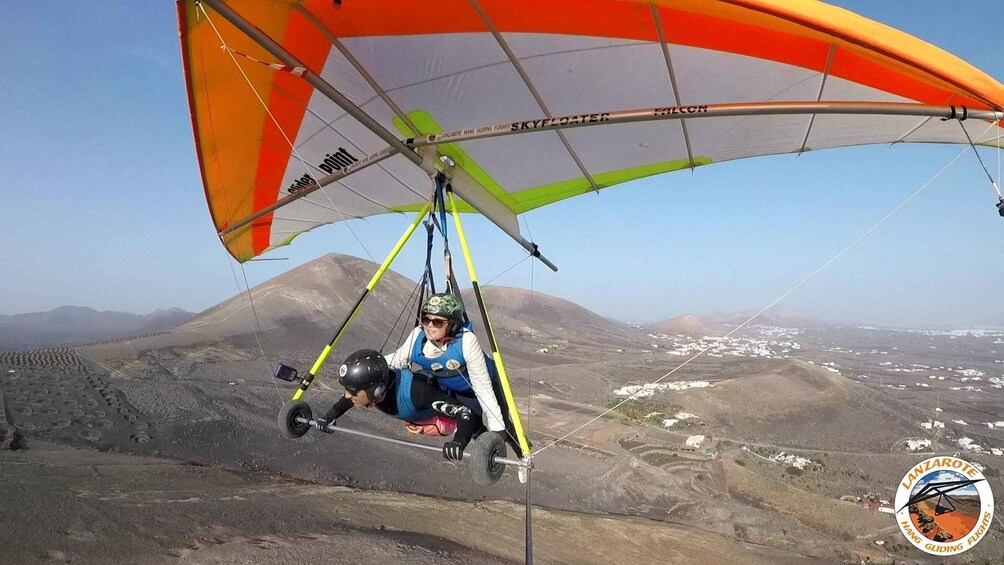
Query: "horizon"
4 2 1004 328
10 263 1004 333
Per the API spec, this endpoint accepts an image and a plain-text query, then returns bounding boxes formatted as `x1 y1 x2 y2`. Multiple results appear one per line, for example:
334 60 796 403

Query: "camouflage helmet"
421 293 464 321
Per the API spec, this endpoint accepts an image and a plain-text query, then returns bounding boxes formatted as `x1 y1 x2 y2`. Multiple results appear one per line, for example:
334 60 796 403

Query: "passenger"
385 293 524 456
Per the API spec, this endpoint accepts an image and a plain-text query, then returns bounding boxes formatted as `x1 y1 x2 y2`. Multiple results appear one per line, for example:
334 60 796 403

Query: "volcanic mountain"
79 253 641 363
647 313 725 337
0 306 194 351
709 304 821 328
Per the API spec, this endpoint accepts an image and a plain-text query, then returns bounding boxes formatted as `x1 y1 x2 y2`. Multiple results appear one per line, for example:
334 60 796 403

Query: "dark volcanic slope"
0 441 513 565
80 253 421 365
175 253 418 345
80 254 643 369
0 306 194 352
0 353 825 565
15 256 989 563
465 286 642 348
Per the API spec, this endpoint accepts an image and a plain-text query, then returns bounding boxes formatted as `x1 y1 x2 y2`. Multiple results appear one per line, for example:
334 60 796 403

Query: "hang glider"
179 4 1004 563
899 477 985 514
178 0 1004 263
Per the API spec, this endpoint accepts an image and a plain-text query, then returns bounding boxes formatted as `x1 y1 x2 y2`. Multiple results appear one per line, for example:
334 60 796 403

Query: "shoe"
312 418 334 433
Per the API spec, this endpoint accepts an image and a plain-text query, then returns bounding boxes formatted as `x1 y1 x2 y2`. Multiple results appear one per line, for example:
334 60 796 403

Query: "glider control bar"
295 416 526 467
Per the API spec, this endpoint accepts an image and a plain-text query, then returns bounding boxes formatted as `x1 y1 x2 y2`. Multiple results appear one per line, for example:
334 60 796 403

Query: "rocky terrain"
3 253 1004 563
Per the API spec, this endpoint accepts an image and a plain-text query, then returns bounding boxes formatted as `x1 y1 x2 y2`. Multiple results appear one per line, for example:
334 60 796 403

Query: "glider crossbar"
295 416 526 467
404 102 1004 148
221 101 1002 240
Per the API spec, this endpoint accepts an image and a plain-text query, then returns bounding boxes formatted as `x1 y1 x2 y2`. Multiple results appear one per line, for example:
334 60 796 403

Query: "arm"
461 332 506 432
321 396 353 422
385 326 421 370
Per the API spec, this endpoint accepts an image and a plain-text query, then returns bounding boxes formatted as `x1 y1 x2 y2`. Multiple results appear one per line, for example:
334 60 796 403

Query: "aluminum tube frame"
224 101 1003 238
403 101 1003 148
524 470 533 565
219 146 398 238
446 189 532 457
291 203 431 401
296 417 526 467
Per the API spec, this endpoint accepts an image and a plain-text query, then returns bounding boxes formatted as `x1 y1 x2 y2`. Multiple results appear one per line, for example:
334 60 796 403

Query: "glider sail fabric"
179 0 1004 262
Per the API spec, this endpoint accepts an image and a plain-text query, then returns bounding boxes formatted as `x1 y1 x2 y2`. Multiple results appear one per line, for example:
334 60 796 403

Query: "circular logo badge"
895 456 994 556
338 364 347 378
445 359 461 371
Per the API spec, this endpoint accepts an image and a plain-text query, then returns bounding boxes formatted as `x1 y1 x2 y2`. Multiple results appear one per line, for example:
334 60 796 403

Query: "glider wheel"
469 431 507 486
278 400 313 439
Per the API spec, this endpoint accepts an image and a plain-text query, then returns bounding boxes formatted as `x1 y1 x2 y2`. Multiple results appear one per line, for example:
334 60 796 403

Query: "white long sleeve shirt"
385 327 506 432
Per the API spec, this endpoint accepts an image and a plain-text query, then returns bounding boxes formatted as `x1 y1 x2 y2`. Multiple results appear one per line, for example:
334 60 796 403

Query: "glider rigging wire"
955 119 1004 201
196 2 377 265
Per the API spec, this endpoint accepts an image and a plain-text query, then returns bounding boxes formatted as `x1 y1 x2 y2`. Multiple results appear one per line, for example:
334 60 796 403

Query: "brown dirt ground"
1 441 822 565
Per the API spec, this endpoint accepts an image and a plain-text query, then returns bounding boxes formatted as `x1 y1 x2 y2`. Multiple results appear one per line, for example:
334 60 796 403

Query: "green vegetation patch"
641 451 679 467
607 399 681 425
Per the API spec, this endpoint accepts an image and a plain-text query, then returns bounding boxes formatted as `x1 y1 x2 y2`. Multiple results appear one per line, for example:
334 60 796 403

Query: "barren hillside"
648 314 725 337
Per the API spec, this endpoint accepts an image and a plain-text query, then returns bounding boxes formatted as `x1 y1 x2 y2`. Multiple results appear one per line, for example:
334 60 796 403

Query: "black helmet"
338 349 391 401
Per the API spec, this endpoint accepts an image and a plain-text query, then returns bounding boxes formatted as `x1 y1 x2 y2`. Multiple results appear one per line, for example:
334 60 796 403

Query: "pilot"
313 348 486 461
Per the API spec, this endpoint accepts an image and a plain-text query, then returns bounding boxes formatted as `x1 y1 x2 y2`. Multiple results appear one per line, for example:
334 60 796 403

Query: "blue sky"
2 2 1004 327
915 471 980 497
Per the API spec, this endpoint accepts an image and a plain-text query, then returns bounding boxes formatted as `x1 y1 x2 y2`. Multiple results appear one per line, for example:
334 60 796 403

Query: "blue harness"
383 369 436 422
410 330 501 418
411 330 475 393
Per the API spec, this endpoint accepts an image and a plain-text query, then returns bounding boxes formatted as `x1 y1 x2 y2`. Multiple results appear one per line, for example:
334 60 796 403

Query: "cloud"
915 470 979 496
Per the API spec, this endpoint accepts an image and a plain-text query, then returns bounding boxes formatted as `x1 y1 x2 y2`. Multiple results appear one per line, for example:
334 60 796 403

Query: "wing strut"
290 203 430 401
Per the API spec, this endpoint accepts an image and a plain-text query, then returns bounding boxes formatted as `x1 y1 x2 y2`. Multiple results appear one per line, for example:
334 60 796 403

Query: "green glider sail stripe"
390 111 713 215
506 157 711 212
389 157 710 214
394 111 518 211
